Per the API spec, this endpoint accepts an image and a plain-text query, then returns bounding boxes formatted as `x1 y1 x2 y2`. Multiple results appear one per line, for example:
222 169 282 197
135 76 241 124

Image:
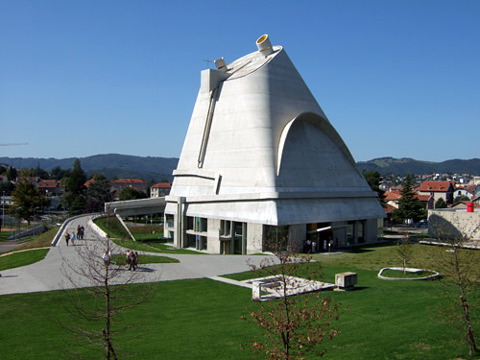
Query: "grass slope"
0 249 49 271
1 246 478 359
1 234 478 359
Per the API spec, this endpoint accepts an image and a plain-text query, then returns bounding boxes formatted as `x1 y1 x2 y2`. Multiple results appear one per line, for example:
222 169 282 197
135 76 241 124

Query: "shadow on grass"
342 241 398 254
119 266 156 273
139 238 169 244
351 286 369 291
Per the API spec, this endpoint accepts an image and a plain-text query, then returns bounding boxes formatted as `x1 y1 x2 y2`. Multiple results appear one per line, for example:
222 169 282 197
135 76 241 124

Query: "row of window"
167 215 368 252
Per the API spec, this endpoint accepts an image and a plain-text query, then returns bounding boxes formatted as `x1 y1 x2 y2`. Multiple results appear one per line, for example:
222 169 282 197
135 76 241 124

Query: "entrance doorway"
233 222 246 254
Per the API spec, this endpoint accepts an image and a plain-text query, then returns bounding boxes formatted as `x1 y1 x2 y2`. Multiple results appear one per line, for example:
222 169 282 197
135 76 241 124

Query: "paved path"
0 215 273 296
0 239 23 254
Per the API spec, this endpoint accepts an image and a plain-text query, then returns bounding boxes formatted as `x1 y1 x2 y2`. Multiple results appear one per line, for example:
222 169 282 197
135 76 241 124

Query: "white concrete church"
164 35 385 254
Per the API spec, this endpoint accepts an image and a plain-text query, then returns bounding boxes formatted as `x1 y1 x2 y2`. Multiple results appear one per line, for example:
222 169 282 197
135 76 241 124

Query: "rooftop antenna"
203 59 214 68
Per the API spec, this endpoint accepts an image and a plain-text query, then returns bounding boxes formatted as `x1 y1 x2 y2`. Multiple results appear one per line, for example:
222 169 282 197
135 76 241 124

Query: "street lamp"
14 206 23 238
1 191 4 232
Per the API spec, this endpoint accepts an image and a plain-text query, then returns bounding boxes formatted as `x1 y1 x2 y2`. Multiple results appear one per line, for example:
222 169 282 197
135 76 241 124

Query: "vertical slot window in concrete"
220 220 232 236
186 234 196 248
165 214 174 228
220 220 233 254
186 216 194 231
346 221 356 246
233 222 246 255
358 220 366 244
195 217 207 232
199 236 208 251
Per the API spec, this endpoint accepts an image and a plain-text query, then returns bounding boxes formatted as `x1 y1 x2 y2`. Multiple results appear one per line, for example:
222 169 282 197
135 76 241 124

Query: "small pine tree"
435 198 447 209
364 170 386 208
63 159 87 215
393 174 425 224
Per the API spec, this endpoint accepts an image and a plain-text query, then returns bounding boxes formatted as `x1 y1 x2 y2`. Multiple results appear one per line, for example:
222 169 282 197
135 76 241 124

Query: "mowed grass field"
1 238 479 359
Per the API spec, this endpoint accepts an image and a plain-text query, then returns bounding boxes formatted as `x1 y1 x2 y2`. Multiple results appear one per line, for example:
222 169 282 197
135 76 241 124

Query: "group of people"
305 239 317 253
64 224 86 246
125 249 139 271
76 225 85 240
101 249 139 270
305 237 338 253
64 231 77 246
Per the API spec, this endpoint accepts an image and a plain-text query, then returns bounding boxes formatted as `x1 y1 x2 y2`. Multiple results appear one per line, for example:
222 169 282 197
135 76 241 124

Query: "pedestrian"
126 249 131 269
133 251 139 271
102 249 111 266
128 250 136 271
70 232 76 246
306 239 312 253
64 232 70 246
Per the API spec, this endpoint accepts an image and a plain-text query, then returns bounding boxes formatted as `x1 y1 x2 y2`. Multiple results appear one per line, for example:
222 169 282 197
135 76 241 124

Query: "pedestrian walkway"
0 214 272 296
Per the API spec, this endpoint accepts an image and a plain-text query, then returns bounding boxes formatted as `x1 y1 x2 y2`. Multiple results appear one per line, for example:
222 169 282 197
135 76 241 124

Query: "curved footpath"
0 214 272 296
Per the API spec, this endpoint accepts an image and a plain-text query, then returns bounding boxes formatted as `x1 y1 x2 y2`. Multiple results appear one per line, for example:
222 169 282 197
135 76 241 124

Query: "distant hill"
0 154 179 182
1 154 479 180
356 157 480 176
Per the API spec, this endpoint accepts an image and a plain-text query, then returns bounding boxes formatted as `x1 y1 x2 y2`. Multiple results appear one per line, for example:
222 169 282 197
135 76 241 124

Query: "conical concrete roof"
166 36 384 225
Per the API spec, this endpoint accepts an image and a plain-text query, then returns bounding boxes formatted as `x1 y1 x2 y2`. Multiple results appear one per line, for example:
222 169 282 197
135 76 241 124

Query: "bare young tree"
244 236 340 360
427 214 480 358
62 234 152 359
397 233 414 274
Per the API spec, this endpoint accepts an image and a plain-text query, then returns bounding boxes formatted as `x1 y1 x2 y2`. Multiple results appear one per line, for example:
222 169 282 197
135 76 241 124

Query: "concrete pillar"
174 197 186 248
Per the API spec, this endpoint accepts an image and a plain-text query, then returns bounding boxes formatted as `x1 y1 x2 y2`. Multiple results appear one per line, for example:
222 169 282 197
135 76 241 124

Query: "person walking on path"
76 225 85 240
64 232 70 246
102 249 111 267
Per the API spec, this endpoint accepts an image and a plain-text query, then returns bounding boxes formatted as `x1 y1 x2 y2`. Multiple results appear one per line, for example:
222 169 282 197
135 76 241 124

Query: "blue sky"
1 0 479 163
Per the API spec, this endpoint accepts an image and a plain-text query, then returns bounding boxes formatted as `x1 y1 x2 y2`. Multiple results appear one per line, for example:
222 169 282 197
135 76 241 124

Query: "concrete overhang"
105 197 166 217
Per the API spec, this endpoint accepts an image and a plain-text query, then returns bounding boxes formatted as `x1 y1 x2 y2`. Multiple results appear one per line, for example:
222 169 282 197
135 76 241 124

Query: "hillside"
356 157 480 176
0 154 178 182
1 155 479 180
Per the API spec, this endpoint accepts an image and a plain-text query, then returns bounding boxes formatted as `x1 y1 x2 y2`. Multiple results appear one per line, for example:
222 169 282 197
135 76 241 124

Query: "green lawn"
113 237 201 255
1 243 478 359
0 227 57 271
0 249 49 271
95 217 201 255
0 230 14 241
310 241 437 272
1 226 58 252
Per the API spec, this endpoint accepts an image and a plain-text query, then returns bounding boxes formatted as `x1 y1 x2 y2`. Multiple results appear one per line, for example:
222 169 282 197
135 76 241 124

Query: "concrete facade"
164 35 385 254
428 209 480 241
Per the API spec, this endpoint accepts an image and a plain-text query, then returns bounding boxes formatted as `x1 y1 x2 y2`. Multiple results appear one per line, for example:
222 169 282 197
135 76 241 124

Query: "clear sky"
1 0 479 163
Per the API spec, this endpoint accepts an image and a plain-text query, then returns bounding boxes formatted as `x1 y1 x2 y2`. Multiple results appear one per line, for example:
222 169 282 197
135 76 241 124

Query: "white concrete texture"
166 35 384 227
428 209 480 241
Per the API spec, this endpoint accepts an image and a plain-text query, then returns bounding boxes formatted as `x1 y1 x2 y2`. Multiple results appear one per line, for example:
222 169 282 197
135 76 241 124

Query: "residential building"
453 185 475 200
110 179 148 199
37 179 65 196
418 181 455 207
150 182 172 197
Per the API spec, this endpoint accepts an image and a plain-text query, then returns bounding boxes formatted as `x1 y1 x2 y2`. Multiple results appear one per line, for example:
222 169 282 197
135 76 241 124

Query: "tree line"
0 159 152 227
